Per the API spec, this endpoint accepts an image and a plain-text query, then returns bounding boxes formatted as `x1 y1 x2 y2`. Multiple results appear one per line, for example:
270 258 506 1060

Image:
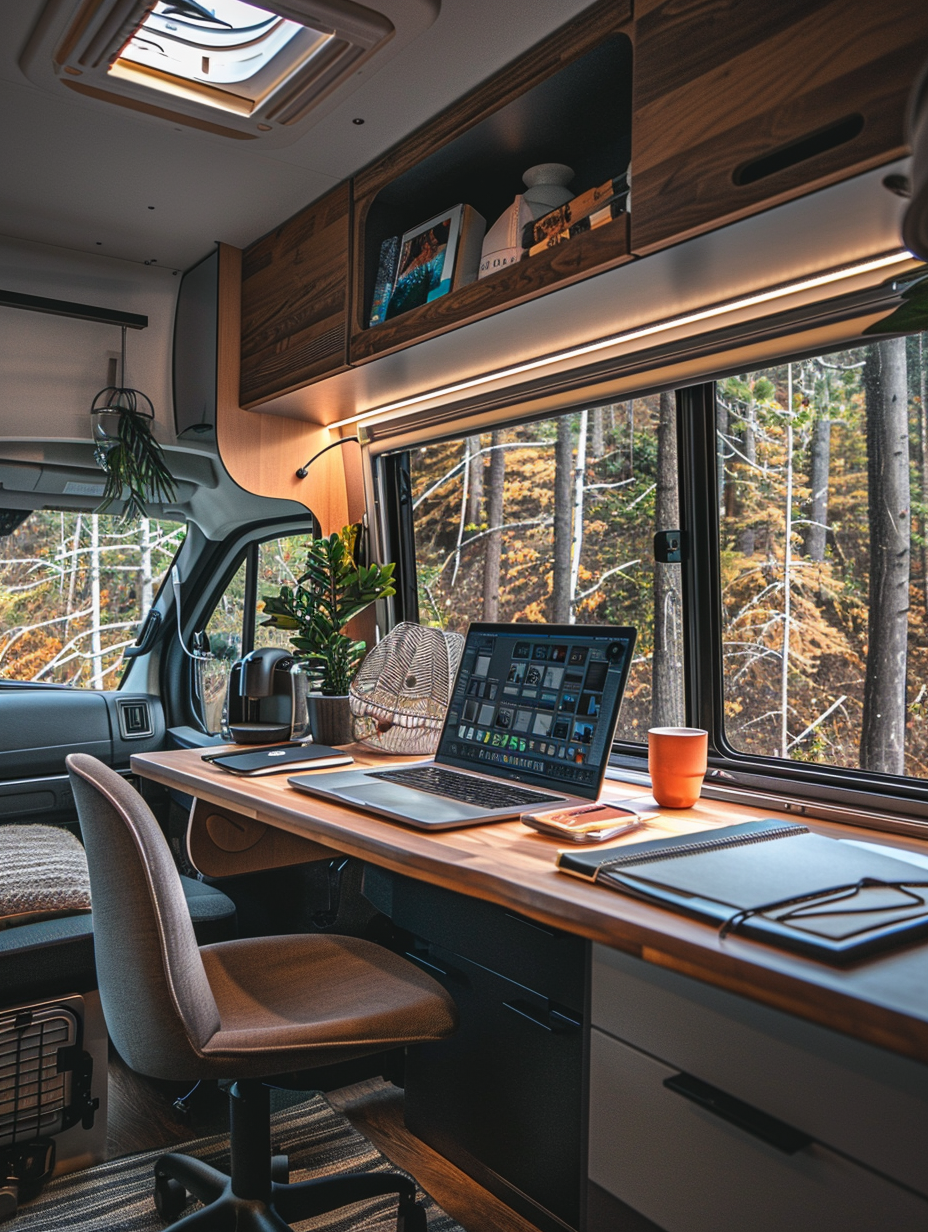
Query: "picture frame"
386 205 464 319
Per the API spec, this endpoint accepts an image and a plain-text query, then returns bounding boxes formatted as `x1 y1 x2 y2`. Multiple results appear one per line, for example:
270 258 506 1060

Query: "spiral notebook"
557 819 928 963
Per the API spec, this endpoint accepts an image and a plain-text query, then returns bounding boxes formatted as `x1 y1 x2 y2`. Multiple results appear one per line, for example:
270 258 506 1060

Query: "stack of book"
522 171 629 257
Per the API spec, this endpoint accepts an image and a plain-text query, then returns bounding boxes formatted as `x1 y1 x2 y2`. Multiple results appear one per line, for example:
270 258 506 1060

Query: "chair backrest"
66 754 220 1080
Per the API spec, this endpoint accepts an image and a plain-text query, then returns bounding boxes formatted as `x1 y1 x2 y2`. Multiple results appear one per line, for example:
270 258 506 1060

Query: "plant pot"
308 694 354 747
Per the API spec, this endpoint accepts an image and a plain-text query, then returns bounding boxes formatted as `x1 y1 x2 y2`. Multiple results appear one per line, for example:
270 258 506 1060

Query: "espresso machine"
222 647 295 744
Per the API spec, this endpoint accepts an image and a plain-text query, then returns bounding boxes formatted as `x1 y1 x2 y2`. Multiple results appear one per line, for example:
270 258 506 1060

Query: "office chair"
66 754 458 1231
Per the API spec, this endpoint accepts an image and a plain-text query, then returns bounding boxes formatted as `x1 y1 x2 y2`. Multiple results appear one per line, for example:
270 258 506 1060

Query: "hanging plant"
89 327 176 522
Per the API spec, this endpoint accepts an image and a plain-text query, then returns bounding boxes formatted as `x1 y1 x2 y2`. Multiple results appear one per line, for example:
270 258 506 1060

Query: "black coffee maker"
222 647 295 744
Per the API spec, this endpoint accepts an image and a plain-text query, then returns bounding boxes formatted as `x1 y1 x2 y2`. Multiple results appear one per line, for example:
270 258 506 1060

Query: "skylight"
109 1 332 115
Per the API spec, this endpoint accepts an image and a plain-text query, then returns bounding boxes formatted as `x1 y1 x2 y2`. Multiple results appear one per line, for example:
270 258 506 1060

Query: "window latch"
654 530 683 563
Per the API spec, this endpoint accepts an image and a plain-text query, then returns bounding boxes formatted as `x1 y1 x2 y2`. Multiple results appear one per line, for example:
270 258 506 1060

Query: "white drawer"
591 944 928 1195
590 1027 928 1232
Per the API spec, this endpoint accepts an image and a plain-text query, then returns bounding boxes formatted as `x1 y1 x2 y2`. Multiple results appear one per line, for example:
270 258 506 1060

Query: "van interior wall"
215 243 353 535
0 235 176 448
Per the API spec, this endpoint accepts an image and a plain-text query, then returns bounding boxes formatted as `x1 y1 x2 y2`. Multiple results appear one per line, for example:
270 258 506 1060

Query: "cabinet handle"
663 1072 813 1155
503 1000 581 1034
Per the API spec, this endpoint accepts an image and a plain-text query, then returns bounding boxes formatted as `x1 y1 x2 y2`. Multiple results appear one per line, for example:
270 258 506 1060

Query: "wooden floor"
107 1049 540 1232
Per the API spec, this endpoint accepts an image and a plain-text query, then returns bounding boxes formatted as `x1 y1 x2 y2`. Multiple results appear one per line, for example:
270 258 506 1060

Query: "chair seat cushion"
0 825 91 929
0 876 236 1000
195 933 457 1079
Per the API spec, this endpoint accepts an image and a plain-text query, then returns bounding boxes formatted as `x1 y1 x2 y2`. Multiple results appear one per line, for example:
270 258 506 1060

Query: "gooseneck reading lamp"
295 436 360 479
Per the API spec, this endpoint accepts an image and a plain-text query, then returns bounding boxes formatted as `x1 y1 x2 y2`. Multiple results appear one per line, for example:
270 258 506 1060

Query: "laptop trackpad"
343 781 486 821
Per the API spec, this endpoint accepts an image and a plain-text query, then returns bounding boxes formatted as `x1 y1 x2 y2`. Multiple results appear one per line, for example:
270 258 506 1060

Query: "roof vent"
20 0 438 144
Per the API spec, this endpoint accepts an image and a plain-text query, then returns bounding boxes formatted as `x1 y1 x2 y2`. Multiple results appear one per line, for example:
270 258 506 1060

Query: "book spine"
523 172 629 248
453 205 488 290
527 198 626 258
369 235 399 327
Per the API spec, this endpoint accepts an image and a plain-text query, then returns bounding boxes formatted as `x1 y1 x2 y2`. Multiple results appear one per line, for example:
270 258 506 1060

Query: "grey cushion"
0 824 91 928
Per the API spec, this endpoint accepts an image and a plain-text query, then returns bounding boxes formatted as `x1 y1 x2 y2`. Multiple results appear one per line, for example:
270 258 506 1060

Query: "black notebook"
203 743 353 776
557 819 928 963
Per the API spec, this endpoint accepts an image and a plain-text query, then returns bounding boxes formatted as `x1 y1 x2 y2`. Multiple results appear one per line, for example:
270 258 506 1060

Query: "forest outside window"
717 334 927 782
406 395 685 745
0 511 184 688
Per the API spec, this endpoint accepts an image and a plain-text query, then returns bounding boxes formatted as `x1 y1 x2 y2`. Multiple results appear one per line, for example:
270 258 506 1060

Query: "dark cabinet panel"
631 0 928 255
405 944 584 1232
363 868 587 1232
239 184 350 407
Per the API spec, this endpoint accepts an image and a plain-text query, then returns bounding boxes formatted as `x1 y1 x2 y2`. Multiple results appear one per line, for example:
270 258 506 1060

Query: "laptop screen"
436 623 637 799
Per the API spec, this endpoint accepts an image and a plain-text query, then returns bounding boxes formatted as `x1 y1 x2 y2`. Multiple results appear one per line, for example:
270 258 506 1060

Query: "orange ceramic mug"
648 727 708 808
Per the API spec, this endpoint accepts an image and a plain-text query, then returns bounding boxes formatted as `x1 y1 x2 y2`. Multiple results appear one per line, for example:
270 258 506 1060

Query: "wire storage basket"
350 623 465 755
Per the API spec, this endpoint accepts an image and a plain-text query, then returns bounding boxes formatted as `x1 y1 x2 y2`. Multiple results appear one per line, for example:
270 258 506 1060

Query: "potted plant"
259 525 395 744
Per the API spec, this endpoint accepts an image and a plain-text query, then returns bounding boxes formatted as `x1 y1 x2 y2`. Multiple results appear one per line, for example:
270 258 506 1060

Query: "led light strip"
337 250 912 429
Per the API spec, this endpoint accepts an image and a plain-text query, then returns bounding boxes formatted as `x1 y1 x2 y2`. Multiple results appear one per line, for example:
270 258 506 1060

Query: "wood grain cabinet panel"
239 183 350 408
631 0 928 255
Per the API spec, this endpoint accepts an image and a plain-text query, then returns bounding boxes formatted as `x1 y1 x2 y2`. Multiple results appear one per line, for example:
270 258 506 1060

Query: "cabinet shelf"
349 3 633 365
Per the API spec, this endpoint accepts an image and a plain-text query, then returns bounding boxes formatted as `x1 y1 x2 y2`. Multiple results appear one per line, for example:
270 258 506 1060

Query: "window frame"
375 316 928 841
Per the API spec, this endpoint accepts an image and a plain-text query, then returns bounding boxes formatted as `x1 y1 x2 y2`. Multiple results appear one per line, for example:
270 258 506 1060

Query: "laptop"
288 621 637 830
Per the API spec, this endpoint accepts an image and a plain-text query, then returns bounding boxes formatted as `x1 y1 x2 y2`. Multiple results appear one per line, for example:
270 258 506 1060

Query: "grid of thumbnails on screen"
438 625 634 792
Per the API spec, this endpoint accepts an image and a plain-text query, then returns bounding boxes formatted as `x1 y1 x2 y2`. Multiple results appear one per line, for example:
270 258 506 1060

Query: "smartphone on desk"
521 800 657 843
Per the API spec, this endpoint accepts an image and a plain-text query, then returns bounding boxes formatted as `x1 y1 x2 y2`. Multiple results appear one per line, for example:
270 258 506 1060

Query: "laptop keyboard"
369 765 562 810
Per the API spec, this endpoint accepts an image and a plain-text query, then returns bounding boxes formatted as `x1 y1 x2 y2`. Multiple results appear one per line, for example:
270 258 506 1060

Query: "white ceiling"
0 0 596 272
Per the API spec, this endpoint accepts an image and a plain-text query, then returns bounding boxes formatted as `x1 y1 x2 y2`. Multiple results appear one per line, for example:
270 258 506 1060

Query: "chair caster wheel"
398 1198 428 1231
154 1172 188 1223
271 1153 289 1184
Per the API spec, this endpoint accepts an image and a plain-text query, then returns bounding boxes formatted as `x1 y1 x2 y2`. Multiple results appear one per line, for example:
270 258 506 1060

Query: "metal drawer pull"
663 1072 813 1155
503 1000 581 1033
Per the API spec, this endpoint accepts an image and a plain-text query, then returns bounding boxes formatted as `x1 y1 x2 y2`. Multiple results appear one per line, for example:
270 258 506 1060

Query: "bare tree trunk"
451 441 470 587
90 514 103 689
652 390 684 727
780 367 794 757
626 400 634 477
717 393 729 515
482 431 505 621
552 417 573 622
65 514 82 635
802 411 831 562
140 517 153 618
590 407 604 458
860 338 910 775
737 398 756 555
569 409 589 619
465 435 483 527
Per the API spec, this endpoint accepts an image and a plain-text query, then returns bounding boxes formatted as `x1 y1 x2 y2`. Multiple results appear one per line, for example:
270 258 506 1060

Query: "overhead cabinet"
630 0 928 254
239 183 351 408
237 0 927 410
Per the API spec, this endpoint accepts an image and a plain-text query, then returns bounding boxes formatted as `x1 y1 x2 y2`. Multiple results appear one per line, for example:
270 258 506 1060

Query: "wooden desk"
131 745 928 1066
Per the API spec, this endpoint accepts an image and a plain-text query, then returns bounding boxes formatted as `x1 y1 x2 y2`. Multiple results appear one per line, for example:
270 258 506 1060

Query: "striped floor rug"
8 1094 465 1231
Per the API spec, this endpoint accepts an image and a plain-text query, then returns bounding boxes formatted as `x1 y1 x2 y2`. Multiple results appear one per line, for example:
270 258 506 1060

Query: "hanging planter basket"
89 328 176 522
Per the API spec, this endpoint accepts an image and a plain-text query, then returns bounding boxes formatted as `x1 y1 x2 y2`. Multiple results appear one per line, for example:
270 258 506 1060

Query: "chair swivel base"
152 1081 428 1232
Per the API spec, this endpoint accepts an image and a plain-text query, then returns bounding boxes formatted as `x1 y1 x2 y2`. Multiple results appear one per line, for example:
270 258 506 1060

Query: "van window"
200 531 310 732
407 396 685 744
0 511 184 687
718 336 927 779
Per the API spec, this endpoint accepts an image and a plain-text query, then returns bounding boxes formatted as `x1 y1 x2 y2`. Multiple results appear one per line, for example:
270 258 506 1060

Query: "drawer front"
589 1028 928 1232
405 945 584 1229
363 867 586 1009
591 945 928 1195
